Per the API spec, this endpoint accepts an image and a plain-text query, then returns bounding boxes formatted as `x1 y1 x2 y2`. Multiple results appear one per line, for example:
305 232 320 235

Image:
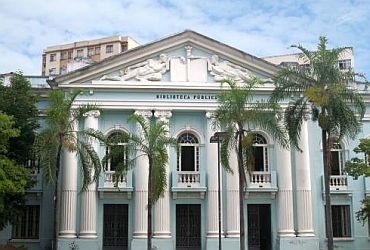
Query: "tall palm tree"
104 113 177 250
34 90 104 250
214 78 288 250
270 37 365 250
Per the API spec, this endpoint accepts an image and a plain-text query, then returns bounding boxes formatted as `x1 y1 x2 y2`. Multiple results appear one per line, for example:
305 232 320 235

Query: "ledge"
9 239 40 243
171 186 207 199
245 187 278 199
98 186 134 199
333 237 354 242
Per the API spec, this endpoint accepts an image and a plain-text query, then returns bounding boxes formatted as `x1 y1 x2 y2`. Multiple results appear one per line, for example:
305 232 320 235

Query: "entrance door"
103 204 129 250
247 204 271 250
176 204 201 250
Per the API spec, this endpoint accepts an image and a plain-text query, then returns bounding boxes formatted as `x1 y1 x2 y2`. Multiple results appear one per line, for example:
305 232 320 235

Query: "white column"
276 143 295 237
153 110 172 238
206 112 224 237
226 148 240 237
79 110 100 238
133 110 152 238
295 120 315 236
59 121 78 238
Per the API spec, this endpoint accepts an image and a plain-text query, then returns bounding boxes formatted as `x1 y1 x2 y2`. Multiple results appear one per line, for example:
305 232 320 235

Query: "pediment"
50 30 279 86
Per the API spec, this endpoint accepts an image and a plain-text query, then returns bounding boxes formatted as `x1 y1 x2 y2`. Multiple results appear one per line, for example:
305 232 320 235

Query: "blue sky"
0 0 369 78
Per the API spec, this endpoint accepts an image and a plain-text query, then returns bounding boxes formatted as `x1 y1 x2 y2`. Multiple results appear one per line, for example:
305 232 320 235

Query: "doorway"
176 204 201 250
103 204 129 250
247 204 271 250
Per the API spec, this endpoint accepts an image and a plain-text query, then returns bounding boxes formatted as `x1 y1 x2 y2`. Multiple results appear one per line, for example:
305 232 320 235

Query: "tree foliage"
345 138 370 224
103 113 177 250
271 36 365 250
0 112 34 230
0 73 39 164
214 78 288 250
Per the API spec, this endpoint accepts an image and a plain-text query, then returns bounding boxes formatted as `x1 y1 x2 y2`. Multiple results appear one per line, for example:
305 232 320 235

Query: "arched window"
177 132 200 172
331 141 344 175
252 133 268 172
105 131 128 172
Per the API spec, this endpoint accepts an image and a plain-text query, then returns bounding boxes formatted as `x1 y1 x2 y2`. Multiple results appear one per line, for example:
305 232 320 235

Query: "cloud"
0 0 369 77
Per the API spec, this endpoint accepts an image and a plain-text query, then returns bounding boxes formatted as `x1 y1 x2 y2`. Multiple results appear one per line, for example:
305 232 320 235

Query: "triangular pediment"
50 30 279 86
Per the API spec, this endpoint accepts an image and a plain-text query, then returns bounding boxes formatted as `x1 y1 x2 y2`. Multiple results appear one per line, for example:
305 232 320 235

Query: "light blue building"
1 30 370 250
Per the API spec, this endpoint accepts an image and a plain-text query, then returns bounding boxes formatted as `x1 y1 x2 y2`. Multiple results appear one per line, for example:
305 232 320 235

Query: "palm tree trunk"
147 159 153 250
53 144 63 250
322 129 334 250
237 130 245 250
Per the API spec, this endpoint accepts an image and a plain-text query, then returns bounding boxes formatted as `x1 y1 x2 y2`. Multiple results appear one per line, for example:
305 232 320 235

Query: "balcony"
104 171 127 188
98 171 133 199
177 171 200 187
171 171 206 199
245 171 278 198
322 175 352 196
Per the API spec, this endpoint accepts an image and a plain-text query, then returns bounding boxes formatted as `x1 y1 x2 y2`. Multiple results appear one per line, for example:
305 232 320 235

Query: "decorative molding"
154 110 172 121
101 54 170 81
83 110 100 118
205 111 216 119
134 110 153 118
209 55 251 83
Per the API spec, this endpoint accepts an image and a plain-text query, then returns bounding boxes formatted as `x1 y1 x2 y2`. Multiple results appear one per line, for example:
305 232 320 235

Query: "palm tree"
34 90 104 250
270 37 365 250
103 112 177 250
214 78 288 250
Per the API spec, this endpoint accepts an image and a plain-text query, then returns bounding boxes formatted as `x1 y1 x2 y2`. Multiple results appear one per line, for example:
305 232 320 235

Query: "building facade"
42 35 140 76
1 30 370 250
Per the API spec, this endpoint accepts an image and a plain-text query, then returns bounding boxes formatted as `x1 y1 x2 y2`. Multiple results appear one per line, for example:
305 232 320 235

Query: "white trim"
173 127 204 144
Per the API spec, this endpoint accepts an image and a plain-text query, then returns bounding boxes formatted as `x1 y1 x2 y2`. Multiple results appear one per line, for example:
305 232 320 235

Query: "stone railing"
249 172 271 184
177 171 200 187
104 171 127 188
329 175 348 190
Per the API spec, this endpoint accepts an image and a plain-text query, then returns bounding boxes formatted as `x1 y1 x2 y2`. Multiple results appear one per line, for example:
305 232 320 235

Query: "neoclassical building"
1 30 370 250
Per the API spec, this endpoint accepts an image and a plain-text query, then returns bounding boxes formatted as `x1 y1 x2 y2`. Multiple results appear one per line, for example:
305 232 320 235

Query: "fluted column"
59 120 78 238
206 112 224 237
295 120 315 236
276 143 295 237
153 110 172 238
79 110 100 238
133 110 152 238
226 148 239 237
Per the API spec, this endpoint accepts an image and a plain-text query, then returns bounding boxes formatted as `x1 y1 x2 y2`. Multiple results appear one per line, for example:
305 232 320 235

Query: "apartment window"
87 47 94 57
177 132 199 172
332 205 351 237
60 66 67 75
252 133 269 172
60 51 67 60
339 59 351 70
49 68 57 75
121 42 128 52
105 131 128 172
12 205 40 239
331 141 344 175
67 50 73 60
49 53 56 62
76 49 83 58
95 46 101 55
106 44 113 53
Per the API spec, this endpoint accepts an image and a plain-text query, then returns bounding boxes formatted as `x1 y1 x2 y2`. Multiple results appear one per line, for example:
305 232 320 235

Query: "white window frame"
252 133 269 173
330 142 344 175
332 205 352 238
12 205 40 239
177 132 200 172
105 131 128 172
106 44 114 53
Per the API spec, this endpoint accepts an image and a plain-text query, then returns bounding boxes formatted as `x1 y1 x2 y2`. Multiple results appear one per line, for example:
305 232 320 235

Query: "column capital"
205 111 216 119
134 110 153 118
83 110 100 118
154 110 172 121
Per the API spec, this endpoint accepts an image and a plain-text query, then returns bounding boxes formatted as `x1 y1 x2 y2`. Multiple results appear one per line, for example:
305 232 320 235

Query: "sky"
0 0 369 78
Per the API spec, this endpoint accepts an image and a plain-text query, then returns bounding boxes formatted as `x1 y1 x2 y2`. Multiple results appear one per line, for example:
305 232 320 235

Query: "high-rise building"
41 35 140 76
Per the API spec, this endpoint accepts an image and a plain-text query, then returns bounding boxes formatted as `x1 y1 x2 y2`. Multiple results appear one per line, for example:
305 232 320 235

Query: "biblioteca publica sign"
156 93 217 100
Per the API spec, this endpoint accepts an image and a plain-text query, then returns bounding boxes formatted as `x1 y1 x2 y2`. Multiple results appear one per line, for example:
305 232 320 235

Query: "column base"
277 236 319 250
152 237 174 249
226 231 240 238
59 230 77 238
58 237 99 250
297 230 315 237
219 236 242 250
153 231 171 238
131 238 147 250
79 231 97 239
207 231 225 238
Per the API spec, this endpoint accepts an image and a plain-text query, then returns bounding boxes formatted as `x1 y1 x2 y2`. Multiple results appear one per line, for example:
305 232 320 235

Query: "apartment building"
42 35 140 76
